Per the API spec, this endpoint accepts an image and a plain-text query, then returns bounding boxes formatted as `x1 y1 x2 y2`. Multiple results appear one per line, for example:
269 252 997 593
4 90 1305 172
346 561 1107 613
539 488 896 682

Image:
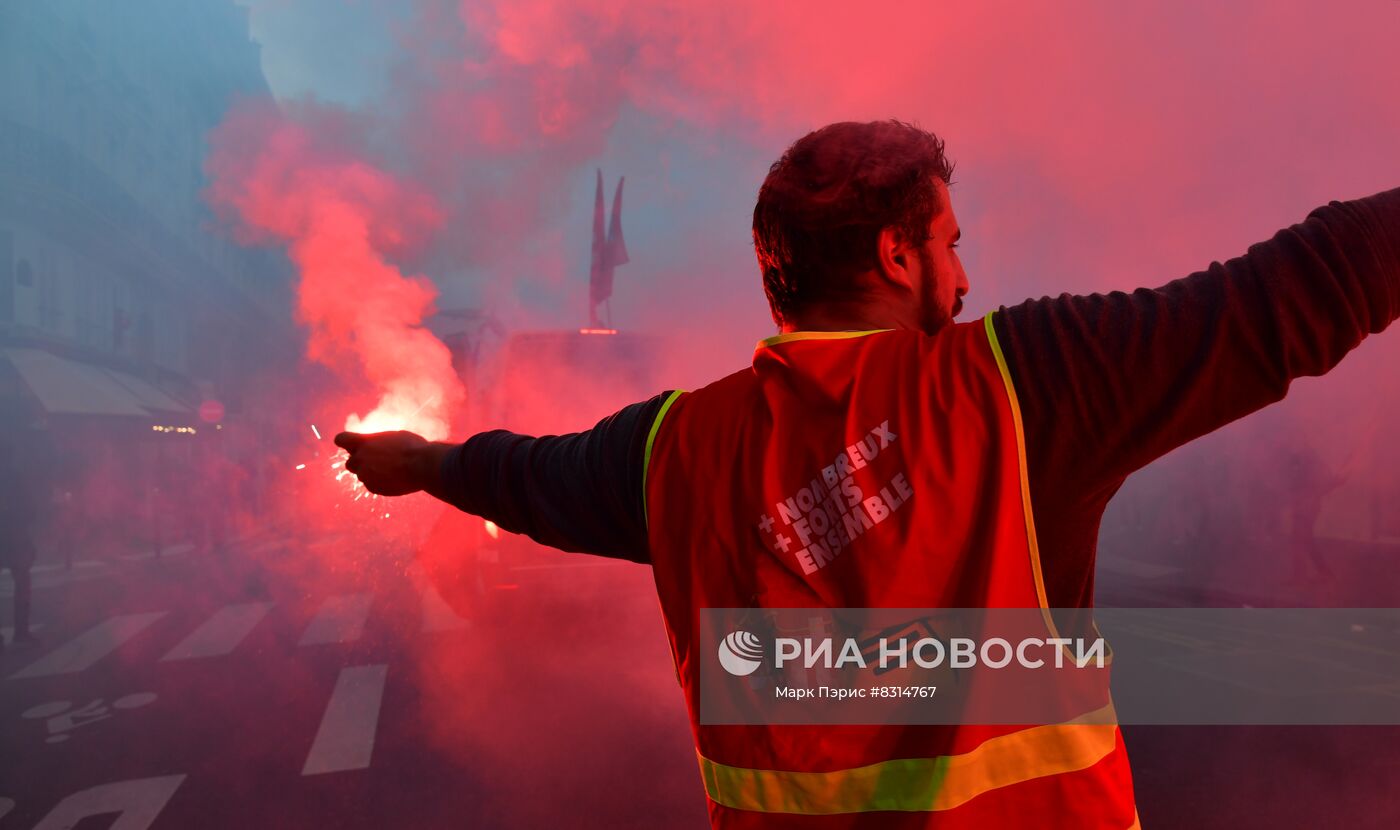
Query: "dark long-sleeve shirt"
439 186 1400 606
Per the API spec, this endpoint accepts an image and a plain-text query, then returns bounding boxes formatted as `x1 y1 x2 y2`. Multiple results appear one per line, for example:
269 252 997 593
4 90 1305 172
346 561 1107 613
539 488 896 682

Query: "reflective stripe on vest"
642 389 686 526
697 703 1120 815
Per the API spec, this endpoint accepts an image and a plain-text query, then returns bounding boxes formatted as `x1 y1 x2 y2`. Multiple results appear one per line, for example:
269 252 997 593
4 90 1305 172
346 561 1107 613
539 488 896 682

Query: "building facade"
0 0 294 425
0 1 300 553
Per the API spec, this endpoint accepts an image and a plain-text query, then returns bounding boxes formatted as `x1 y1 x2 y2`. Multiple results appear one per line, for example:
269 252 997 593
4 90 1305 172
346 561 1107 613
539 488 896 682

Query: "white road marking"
298 594 374 646
421 584 471 632
31 774 185 830
116 543 194 562
160 603 273 661
1097 557 1182 580
406 563 470 632
10 613 167 680
302 664 389 775
1 623 45 639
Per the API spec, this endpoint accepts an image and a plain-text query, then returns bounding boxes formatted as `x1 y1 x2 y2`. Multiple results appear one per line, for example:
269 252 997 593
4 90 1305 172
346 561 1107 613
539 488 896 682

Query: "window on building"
0 230 13 322
38 268 60 331
135 309 153 361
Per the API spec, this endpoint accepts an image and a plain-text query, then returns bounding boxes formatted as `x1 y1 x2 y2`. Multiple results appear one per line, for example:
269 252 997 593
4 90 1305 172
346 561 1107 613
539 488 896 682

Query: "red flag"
608 176 628 268
589 169 628 326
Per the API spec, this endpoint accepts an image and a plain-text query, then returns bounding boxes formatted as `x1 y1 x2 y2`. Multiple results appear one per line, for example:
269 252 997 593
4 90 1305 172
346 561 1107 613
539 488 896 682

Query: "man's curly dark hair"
753 120 956 325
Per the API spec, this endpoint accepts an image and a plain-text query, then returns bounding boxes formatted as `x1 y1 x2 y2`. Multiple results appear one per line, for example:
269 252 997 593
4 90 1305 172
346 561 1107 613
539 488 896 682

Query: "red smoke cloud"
207 0 1400 599
227 1 1400 363
205 100 461 441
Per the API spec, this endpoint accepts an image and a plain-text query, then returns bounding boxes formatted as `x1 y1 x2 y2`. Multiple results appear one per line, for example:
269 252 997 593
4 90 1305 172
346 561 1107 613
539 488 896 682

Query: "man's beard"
917 247 957 335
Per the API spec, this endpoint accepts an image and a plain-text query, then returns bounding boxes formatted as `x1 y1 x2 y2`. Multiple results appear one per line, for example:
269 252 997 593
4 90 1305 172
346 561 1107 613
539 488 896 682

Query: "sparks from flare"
326 394 444 514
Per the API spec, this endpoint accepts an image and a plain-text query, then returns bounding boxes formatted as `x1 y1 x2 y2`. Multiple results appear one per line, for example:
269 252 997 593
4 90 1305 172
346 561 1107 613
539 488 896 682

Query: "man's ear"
875 226 915 290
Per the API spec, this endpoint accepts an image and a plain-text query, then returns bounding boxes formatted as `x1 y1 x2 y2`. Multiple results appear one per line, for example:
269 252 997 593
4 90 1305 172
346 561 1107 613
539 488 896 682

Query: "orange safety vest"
643 314 1140 829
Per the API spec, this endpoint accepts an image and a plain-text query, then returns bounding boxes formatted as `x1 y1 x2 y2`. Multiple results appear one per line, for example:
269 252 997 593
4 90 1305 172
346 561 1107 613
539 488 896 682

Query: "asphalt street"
1 533 1397 828
0 533 703 828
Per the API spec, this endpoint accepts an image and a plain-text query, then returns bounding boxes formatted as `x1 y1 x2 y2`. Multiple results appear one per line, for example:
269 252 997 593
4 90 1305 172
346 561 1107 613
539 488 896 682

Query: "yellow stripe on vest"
981 311 1051 612
983 312 1114 667
642 390 686 528
756 329 894 350
698 704 1121 815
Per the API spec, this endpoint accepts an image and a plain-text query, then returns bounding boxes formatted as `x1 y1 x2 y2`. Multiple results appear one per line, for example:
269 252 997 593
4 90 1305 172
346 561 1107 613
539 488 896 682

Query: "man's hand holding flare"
333 431 451 497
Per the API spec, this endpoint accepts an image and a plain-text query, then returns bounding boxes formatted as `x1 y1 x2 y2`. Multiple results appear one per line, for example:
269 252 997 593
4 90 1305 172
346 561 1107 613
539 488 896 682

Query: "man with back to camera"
334 121 1400 828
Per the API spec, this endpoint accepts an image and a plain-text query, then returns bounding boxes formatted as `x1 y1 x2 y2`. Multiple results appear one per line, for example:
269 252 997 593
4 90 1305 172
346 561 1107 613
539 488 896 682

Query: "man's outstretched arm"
994 185 1400 605
336 393 673 564
1001 185 1400 489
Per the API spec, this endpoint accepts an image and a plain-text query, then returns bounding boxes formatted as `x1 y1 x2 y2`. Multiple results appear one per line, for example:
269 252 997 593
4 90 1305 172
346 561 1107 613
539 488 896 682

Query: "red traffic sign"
198 400 226 423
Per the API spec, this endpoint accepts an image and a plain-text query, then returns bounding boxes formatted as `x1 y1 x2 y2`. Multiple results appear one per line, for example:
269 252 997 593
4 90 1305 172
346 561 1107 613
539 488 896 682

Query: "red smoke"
226 1 1400 369
205 100 462 442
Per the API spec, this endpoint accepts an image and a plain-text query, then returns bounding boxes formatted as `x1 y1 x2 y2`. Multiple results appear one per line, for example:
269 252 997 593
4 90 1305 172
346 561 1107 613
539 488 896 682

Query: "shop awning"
3 348 192 418
105 369 191 415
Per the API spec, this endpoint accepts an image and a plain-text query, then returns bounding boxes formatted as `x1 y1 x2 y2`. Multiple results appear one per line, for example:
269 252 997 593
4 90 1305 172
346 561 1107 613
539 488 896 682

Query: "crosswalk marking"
421 585 471 632
298 594 374 646
160 603 273 661
1097 556 1182 579
32 774 185 830
302 664 388 775
406 563 471 633
10 613 167 680
1 623 45 640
